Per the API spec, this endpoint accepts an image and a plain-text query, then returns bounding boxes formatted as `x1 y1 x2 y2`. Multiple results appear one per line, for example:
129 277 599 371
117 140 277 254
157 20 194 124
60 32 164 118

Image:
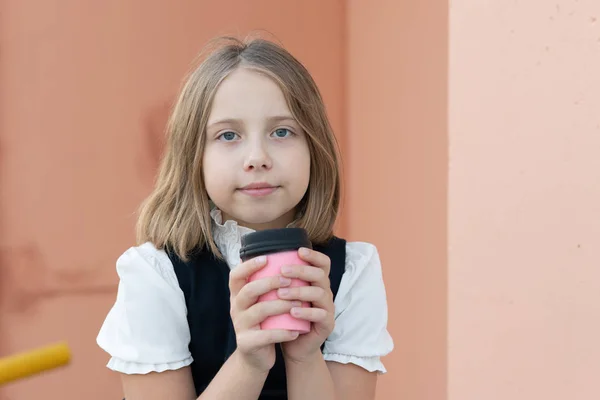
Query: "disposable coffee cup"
240 228 311 334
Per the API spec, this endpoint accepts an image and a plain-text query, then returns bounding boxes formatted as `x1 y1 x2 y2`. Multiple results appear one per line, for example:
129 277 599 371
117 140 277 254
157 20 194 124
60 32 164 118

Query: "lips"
238 182 279 197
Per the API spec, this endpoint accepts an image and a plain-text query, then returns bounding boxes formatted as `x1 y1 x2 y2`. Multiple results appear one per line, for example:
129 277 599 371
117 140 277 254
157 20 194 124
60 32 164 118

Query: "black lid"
239 228 312 260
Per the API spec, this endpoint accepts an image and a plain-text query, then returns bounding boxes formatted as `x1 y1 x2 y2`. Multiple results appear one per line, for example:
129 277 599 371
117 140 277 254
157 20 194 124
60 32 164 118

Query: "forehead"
207 68 292 125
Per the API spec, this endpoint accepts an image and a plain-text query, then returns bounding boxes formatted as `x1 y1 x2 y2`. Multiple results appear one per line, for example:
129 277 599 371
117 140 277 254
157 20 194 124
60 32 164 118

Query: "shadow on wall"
0 97 174 319
0 244 117 315
137 100 172 187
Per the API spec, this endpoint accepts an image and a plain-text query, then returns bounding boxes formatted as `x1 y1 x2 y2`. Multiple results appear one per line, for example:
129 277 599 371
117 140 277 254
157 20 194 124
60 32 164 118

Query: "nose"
243 139 272 171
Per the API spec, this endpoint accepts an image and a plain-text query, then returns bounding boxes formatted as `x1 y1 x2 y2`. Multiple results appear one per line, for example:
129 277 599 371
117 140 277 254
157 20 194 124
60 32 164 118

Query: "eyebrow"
206 115 297 128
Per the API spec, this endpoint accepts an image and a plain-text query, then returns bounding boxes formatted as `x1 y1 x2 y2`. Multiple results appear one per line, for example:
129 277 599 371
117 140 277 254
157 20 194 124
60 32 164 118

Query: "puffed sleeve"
96 242 193 374
323 242 394 373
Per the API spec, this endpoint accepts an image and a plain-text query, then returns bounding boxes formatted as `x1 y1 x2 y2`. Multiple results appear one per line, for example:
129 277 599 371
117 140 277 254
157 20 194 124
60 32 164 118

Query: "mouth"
238 182 280 197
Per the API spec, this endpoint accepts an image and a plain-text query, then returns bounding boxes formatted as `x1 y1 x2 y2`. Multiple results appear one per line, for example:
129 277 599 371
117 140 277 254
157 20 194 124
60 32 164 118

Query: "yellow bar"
0 342 71 385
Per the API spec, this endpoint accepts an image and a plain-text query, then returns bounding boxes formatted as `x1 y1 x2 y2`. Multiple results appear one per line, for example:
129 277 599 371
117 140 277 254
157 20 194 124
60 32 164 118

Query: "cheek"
202 149 213 184
202 147 229 198
302 152 311 183
295 143 311 189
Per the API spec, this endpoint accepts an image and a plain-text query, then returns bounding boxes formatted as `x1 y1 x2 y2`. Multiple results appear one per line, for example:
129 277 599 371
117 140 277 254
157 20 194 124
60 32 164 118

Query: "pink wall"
448 1 600 399
346 1 448 399
0 1 345 399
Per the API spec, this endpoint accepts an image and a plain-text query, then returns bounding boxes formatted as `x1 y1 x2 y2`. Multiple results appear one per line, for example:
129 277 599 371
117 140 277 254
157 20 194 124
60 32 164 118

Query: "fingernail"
255 256 266 265
281 265 293 274
279 278 291 286
278 288 290 296
291 307 302 316
299 247 310 256
291 301 302 307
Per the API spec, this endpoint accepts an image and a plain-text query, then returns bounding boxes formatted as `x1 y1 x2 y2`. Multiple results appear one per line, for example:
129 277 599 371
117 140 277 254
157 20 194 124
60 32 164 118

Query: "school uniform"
97 209 393 398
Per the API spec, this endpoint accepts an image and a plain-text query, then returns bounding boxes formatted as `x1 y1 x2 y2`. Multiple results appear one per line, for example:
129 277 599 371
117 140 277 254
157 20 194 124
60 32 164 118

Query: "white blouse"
97 210 394 374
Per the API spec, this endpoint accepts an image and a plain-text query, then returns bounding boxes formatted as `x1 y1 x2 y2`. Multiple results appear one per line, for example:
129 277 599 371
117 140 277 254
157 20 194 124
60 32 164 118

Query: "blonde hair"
136 37 341 260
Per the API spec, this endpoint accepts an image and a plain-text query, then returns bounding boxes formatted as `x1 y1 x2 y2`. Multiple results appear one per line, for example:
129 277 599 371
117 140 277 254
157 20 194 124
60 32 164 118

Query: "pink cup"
248 251 310 333
240 228 312 334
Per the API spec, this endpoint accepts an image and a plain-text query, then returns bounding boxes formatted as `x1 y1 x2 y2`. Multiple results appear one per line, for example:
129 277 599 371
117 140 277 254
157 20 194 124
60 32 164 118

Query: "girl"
97 37 393 400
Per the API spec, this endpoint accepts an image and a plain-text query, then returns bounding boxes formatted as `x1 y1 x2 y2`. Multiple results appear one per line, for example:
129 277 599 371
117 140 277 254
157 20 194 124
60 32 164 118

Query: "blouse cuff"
323 352 387 374
106 355 194 375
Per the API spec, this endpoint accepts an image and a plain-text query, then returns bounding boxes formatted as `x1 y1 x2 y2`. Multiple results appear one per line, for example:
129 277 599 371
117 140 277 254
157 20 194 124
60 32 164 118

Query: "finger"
237 329 299 350
239 300 302 329
281 265 328 288
290 306 329 323
298 247 330 274
236 276 292 311
229 256 267 295
277 285 327 304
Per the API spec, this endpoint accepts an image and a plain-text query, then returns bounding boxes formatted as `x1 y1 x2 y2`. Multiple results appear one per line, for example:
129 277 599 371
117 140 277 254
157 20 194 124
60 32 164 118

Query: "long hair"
136 37 341 261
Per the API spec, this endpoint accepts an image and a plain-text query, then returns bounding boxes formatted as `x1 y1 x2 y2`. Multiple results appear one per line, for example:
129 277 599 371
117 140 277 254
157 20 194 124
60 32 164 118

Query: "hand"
229 255 302 373
279 248 335 364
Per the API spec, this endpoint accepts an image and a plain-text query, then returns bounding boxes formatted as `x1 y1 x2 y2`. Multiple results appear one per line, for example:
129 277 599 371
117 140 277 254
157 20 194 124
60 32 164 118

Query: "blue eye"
272 128 292 138
218 131 239 141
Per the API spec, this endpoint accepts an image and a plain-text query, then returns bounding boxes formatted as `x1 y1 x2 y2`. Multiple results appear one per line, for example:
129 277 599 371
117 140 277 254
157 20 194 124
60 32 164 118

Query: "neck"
221 209 297 231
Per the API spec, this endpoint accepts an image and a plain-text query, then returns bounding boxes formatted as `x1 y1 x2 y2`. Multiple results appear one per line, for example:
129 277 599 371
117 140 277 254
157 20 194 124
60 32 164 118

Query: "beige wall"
0 1 345 399
448 1 600 399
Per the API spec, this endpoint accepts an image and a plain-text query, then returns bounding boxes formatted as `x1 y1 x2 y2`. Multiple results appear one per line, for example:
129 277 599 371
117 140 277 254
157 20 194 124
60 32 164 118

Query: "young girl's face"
203 68 311 230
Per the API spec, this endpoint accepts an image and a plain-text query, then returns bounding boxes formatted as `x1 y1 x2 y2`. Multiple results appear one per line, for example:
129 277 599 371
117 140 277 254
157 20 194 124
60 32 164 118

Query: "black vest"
169 237 347 399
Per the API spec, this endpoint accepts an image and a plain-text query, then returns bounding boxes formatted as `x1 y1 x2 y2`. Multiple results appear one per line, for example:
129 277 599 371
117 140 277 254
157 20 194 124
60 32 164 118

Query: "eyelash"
216 131 240 142
216 128 296 142
270 128 294 138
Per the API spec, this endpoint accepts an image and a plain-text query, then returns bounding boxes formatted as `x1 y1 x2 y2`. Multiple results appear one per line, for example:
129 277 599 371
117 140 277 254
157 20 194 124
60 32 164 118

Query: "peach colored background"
345 1 448 399
1 1 599 399
0 1 345 399
448 1 600 399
